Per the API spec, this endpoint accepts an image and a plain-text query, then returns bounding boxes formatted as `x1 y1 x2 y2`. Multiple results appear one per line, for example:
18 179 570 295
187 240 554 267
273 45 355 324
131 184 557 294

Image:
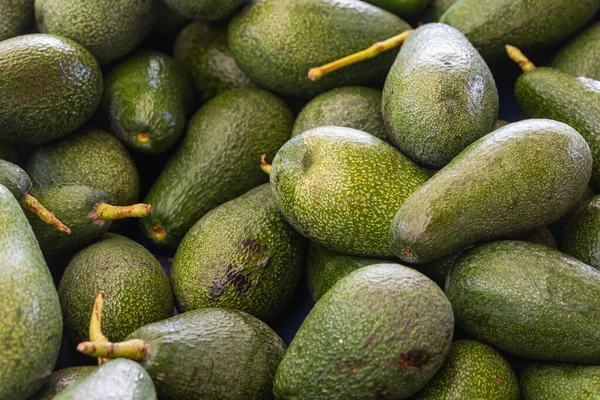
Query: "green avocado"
362 0 429 17
390 119 592 264
164 0 244 20
520 363 600 399
561 195 600 270
383 23 498 168
0 0 34 41
551 22 600 80
0 159 32 201
31 366 95 400
0 34 102 144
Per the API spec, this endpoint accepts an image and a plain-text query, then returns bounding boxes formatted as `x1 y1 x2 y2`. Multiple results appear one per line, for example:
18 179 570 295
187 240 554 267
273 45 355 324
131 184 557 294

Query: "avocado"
520 363 600 399
31 366 95 400
551 22 600 80
0 183 62 400
292 86 389 142
0 143 22 165
561 195 600 270
54 359 157 400
446 240 600 363
173 21 254 102
414 340 520 399
549 185 595 241
272 126 429 257
35 0 158 65
383 23 498 169
362 0 429 17
164 0 243 20
99 50 194 153
440 0 600 60
274 263 454 399
0 34 102 144
389 119 592 264
0 0 34 41
171 184 304 320
27 127 140 207
141 88 293 248
421 0 455 22
228 0 411 99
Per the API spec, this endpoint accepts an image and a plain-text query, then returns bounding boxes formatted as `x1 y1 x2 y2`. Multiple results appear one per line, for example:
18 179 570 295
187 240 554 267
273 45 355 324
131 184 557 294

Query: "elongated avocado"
31 366 95 400
0 0 34 41
520 363 600 399
561 195 600 270
551 22 600 80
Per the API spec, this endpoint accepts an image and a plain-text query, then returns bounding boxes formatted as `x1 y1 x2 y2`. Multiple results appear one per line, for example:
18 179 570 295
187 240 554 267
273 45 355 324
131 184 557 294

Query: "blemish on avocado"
240 238 261 253
208 264 252 301
398 350 429 369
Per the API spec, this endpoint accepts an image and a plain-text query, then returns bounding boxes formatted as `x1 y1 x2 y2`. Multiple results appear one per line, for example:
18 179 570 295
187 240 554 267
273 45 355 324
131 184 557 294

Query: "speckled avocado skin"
274 263 454 399
164 0 243 20
272 126 429 257
31 366 95 400
0 34 102 144
35 0 158 65
141 88 293 248
446 240 600 363
125 308 286 400
551 22 600 81
561 195 600 270
549 186 595 241
228 0 411 99
390 119 592 264
0 184 62 400
292 87 389 142
414 340 520 399
383 23 498 169
440 0 600 60
520 363 600 399
0 159 31 201
515 67 600 191
27 127 140 206
0 0 34 41
173 21 254 103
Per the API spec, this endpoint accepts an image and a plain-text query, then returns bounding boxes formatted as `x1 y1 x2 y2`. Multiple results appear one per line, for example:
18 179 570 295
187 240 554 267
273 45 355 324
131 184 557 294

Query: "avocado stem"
77 339 149 361
307 29 413 81
94 203 152 220
21 193 71 235
260 154 271 175
505 45 536 72
135 133 150 145
89 291 109 365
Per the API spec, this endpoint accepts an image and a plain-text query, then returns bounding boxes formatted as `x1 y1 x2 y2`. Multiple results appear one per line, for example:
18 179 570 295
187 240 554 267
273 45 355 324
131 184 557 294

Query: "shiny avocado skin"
31 366 95 400
228 0 411 99
99 50 194 154
561 195 600 270
551 22 600 81
125 308 286 400
520 363 600 399
0 34 103 144
362 0 429 17
515 67 600 191
414 340 519 399
440 0 600 60
292 86 389 142
35 0 158 65
446 240 600 363
164 0 244 20
0 159 31 201
0 0 34 41
0 184 62 400
389 119 592 264
383 23 498 169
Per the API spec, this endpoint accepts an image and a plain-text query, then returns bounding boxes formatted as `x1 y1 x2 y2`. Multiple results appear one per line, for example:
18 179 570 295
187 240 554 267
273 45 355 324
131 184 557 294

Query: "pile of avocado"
2 0 600 398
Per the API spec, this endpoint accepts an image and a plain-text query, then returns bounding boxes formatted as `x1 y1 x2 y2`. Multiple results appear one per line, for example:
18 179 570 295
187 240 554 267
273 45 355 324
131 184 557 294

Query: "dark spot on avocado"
257 255 271 268
208 264 252 301
397 350 429 369
240 238 261 253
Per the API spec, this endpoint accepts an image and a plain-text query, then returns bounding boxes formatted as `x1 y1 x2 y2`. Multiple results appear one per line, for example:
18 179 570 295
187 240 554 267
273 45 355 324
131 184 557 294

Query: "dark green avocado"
551 22 600 80
520 362 600 399
0 0 34 41
561 195 600 270
31 366 95 400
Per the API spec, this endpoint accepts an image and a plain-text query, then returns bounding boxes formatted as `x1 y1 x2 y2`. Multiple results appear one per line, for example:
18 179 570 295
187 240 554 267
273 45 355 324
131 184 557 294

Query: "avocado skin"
164 0 243 20
383 23 498 169
0 159 31 201
274 263 454 399
35 0 158 65
27 127 140 206
440 0 600 60
446 240 600 363
54 359 157 400
549 186 595 240
0 143 22 165
362 0 429 17
173 21 254 103
125 308 286 400
0 0 34 41
421 0 455 22
520 363 600 399
31 366 95 400
272 126 429 257
0 34 102 144
59 233 174 343
390 119 592 264
414 340 520 400
551 22 600 81
141 88 293 248
561 195 600 270
99 50 194 154
0 184 62 400
228 0 411 99
172 184 304 320
515 67 600 190
292 86 389 142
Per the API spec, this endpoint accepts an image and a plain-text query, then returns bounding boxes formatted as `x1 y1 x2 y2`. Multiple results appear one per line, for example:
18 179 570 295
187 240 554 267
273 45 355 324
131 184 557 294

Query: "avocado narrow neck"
21 193 71 234
505 45 536 72
77 339 149 361
94 202 152 221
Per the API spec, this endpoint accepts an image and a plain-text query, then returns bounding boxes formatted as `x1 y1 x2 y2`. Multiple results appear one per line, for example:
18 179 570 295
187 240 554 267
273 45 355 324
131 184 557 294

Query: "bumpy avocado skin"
0 184 62 400
292 86 389 142
551 22 600 81
228 0 411 99
274 263 454 399
31 366 95 400
0 159 31 200
35 0 158 65
446 240 600 363
389 119 592 264
520 363 600 399
171 184 304 320
0 34 102 144
383 23 498 169
561 195 600 270
164 0 244 20
173 21 254 102
0 0 34 41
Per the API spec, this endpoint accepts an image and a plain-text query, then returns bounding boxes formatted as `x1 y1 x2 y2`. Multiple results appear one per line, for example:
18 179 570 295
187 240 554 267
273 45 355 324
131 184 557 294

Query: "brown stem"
505 45 536 72
77 339 149 361
21 193 71 234
94 203 152 221
260 154 271 175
